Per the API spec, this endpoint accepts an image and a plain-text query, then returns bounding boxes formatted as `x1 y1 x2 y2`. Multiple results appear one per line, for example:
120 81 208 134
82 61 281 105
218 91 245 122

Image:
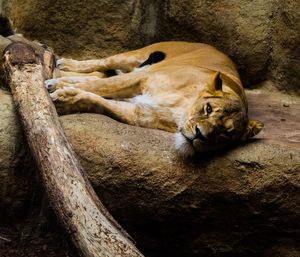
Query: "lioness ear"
240 120 264 141
208 71 223 92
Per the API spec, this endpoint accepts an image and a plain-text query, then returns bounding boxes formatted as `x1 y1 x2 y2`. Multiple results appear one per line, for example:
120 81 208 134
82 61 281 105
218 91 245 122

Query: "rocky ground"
0 225 75 257
0 85 299 257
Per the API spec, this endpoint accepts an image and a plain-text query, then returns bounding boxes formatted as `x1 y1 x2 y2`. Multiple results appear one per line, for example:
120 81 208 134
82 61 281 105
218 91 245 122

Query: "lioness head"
175 72 264 157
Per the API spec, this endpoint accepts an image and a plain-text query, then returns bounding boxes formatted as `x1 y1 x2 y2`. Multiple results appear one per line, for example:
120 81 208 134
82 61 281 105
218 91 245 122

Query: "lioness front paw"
56 58 75 71
50 86 86 103
50 86 96 115
45 78 70 91
50 86 83 114
45 78 60 91
56 58 64 68
56 58 83 72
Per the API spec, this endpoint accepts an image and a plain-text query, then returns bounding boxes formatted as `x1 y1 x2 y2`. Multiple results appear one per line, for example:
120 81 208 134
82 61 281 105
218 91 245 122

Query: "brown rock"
270 0 300 93
161 0 300 93
6 0 144 59
161 0 272 86
264 243 300 257
0 86 299 256
3 0 300 93
0 89 34 222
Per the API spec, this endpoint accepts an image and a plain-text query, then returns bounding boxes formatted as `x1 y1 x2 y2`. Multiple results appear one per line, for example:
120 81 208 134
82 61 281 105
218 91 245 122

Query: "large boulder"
161 0 300 93
4 0 144 59
0 86 299 257
2 0 300 93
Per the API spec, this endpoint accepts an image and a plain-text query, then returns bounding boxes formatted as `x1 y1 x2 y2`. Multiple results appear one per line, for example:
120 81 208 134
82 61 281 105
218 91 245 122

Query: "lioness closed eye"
46 41 263 157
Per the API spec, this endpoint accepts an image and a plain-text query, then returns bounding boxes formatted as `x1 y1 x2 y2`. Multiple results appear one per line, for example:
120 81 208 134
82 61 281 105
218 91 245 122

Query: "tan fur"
47 41 263 157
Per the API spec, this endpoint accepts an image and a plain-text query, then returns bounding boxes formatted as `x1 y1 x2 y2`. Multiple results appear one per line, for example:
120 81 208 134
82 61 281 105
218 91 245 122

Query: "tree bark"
2 40 144 257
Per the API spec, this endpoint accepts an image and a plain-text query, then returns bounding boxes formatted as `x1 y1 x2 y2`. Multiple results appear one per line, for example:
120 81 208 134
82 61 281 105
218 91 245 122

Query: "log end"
4 42 39 66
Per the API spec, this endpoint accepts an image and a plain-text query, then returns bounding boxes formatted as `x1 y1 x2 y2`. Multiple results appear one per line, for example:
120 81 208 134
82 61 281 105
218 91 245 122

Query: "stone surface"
161 0 300 93
0 86 299 257
0 89 35 223
264 243 300 257
5 0 144 59
270 0 300 93
161 0 273 87
2 0 300 93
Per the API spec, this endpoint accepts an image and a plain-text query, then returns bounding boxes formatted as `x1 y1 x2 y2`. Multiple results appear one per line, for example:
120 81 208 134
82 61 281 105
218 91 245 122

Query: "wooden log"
2 41 144 257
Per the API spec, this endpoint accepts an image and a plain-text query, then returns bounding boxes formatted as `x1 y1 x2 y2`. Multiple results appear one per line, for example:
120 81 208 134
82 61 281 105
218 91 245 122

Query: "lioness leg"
57 49 152 73
53 69 106 79
51 87 177 132
46 72 147 99
45 76 100 91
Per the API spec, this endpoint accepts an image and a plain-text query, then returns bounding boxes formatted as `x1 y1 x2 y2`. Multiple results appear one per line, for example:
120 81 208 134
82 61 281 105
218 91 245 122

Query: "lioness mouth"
195 126 207 142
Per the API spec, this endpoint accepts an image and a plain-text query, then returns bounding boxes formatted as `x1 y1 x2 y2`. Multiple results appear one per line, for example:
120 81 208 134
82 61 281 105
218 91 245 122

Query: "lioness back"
134 42 240 85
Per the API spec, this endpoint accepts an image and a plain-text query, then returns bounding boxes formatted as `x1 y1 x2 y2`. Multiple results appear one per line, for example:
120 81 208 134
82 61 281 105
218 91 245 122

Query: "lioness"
46 41 263 157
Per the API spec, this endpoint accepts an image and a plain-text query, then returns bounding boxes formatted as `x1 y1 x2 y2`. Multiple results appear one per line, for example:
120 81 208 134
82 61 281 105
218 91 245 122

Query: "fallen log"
1 40 144 257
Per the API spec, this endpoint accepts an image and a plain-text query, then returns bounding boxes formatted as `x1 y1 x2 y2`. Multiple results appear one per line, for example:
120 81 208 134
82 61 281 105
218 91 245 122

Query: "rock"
5 0 144 59
270 1 300 93
264 243 300 257
2 0 300 93
162 0 272 87
161 0 300 93
0 86 299 257
0 89 35 223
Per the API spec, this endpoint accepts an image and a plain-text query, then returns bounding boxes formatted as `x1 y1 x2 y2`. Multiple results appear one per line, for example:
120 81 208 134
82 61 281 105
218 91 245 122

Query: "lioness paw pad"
45 79 58 91
56 58 64 68
56 58 71 71
56 58 75 71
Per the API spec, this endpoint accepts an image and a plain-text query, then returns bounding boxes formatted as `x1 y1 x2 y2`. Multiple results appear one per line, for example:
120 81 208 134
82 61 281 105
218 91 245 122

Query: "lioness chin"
46 41 263 157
